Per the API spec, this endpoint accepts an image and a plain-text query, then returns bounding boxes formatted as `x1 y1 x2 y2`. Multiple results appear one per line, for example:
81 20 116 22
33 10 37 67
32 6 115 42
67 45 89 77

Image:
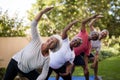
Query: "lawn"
73 55 120 80
1 56 120 80
98 55 120 80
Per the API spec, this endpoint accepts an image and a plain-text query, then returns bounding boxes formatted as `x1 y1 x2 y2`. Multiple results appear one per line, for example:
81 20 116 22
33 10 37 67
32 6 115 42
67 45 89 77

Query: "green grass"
73 55 120 80
1 56 120 80
2 56 119 80
98 56 120 80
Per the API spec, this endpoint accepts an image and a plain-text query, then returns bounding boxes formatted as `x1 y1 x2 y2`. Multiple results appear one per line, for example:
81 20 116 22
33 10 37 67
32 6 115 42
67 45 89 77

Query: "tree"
0 10 28 37
28 0 120 37
86 0 120 37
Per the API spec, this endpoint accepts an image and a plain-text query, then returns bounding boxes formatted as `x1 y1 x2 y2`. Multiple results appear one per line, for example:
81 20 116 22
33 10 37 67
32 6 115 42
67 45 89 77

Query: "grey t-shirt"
91 40 101 53
12 20 50 80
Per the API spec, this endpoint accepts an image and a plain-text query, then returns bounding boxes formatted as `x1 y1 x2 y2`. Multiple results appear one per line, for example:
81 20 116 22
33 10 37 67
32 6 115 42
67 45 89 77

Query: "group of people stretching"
3 7 109 80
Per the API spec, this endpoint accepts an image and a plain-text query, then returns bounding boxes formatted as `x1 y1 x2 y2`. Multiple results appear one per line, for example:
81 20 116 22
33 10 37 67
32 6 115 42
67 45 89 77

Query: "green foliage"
87 0 120 37
99 36 120 60
0 68 6 80
98 56 120 80
72 56 120 80
0 11 28 37
27 0 89 37
28 0 120 37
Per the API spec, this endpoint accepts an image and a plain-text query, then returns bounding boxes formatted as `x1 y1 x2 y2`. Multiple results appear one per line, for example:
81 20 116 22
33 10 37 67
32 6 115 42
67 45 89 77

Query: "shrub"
0 68 6 80
99 36 120 61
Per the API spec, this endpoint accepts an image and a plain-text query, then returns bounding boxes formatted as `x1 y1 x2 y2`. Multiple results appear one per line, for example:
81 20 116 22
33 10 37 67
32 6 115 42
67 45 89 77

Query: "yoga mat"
48 76 102 80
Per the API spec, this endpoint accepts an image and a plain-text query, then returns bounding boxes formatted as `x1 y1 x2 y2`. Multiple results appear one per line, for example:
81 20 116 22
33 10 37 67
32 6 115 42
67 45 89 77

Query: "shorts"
73 53 94 66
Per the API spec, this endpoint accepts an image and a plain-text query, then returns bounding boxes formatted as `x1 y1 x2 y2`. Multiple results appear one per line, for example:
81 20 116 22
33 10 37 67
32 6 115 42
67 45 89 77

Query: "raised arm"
81 14 99 31
35 7 54 22
88 14 103 31
31 7 53 40
88 19 97 31
62 20 78 39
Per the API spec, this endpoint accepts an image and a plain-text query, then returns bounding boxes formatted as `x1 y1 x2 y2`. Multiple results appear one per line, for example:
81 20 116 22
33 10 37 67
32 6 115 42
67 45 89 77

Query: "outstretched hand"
42 7 54 13
71 20 79 24
96 14 104 18
92 14 103 19
91 14 99 19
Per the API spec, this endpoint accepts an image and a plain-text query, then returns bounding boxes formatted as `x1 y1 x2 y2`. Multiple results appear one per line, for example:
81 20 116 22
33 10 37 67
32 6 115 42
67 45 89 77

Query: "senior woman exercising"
3 7 62 80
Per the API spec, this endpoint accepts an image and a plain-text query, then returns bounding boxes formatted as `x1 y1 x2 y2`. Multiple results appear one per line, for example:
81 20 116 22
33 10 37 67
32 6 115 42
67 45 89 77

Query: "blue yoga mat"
48 76 102 80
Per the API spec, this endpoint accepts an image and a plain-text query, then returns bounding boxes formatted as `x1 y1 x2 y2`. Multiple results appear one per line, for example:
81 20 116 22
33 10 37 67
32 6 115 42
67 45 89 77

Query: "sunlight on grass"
98 55 120 80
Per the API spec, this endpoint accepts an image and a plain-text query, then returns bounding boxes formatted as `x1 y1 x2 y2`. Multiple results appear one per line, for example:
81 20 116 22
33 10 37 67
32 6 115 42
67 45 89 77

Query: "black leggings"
45 64 71 80
3 59 39 80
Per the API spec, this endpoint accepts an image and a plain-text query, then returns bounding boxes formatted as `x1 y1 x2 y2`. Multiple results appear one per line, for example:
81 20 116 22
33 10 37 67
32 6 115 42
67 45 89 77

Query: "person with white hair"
72 14 99 80
88 14 109 80
45 20 82 80
3 7 62 80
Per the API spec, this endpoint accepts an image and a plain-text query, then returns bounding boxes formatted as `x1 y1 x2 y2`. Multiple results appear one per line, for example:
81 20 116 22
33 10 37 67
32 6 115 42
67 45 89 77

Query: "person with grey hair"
45 20 82 80
88 14 109 80
3 7 62 80
72 14 99 80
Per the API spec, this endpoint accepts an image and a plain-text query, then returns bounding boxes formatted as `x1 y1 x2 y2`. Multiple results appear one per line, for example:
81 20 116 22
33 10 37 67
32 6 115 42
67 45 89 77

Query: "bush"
0 68 6 80
99 36 120 61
